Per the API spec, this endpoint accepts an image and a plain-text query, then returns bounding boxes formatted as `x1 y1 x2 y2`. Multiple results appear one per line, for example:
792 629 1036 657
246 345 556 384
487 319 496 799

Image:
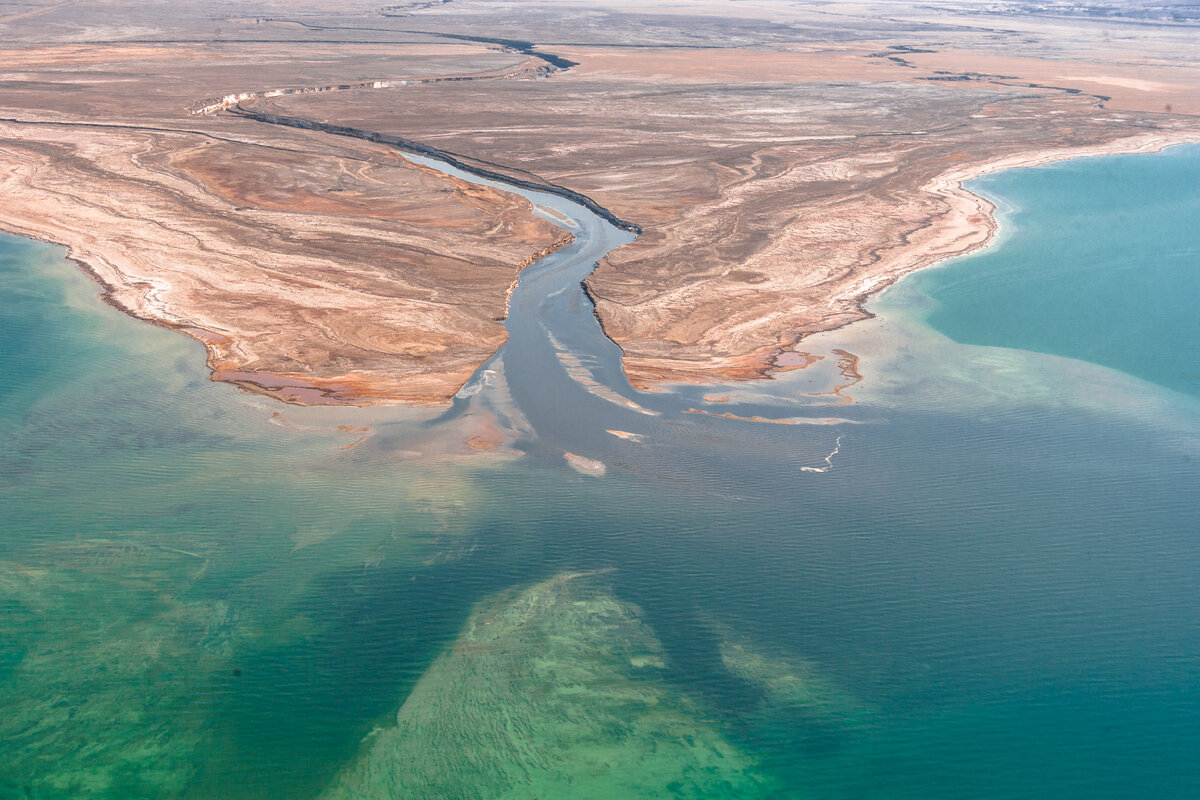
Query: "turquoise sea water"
914 144 1200 399
1 145 1199 798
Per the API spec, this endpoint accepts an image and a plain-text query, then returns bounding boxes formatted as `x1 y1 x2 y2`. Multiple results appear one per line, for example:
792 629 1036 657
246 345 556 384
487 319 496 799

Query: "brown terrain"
1 0 1197 401
0 35 567 403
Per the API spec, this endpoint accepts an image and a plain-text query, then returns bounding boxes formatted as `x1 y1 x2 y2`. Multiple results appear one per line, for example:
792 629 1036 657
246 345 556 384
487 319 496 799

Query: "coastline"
831 131 1200 335
0 117 571 408
5 226 584 409
0 219 520 407
2 126 1195 408
345 130 1200 408
620 130 1200 393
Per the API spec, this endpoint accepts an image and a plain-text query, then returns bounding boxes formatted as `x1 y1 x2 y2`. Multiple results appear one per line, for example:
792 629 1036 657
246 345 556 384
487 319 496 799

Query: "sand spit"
681 408 850 426
0 114 564 407
682 409 801 425
563 452 606 476
597 129 1200 391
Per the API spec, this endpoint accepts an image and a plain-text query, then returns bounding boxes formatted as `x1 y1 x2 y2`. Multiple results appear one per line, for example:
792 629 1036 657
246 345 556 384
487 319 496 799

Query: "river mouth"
2 137 1200 800
403 150 853 476
3 59 1200 795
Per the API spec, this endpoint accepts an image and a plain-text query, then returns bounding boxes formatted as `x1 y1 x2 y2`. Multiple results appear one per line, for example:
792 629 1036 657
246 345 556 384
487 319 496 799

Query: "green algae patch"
0 541 237 799
323 571 773 799
711 620 870 729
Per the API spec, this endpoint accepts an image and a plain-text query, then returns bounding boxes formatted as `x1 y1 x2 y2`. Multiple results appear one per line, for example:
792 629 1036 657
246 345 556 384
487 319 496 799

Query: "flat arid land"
1 0 1197 401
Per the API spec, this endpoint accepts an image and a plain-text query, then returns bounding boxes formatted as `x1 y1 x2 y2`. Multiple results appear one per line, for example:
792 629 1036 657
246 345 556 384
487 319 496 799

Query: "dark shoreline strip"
385 30 580 70
227 106 642 233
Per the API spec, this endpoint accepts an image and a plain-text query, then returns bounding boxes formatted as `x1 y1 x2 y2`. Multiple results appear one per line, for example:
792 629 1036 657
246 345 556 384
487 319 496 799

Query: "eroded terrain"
0 37 566 403
1 0 1197 398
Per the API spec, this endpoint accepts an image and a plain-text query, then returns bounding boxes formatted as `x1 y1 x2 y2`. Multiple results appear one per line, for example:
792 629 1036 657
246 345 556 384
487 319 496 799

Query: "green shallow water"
1 145 1199 799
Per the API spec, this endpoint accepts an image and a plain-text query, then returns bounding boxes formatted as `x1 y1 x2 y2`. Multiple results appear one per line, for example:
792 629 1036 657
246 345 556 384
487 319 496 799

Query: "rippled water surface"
1 145 1198 799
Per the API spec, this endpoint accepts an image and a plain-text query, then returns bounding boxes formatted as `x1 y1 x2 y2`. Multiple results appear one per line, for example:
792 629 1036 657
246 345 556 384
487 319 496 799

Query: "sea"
0 143 1197 799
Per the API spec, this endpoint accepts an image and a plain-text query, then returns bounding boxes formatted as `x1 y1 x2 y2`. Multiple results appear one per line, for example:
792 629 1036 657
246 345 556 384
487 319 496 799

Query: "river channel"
401 151 853 482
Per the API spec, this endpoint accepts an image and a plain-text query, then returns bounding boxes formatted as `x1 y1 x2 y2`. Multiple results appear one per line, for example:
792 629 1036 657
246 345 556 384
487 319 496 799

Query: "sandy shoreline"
790 131 1200 363
0 111 571 407
0 211 518 407
593 129 1200 394
900 131 1200 282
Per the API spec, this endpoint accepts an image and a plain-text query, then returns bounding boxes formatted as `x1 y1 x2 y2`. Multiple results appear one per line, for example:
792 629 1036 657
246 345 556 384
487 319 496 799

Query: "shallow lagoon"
1 145 1198 798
